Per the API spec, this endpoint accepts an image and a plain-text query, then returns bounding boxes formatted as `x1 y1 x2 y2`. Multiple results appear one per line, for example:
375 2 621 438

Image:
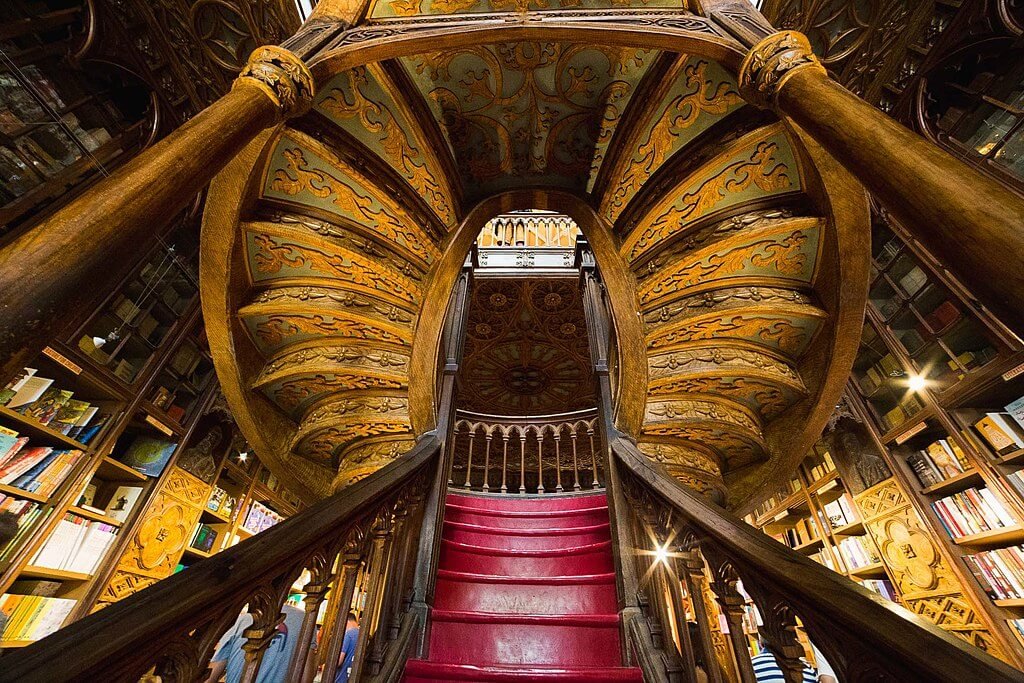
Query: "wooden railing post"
410 263 471 656
318 551 362 683
677 551 723 683
349 513 393 682
287 551 332 683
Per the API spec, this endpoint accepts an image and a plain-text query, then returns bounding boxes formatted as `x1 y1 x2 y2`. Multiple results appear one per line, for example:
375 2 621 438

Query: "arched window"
921 36 1024 188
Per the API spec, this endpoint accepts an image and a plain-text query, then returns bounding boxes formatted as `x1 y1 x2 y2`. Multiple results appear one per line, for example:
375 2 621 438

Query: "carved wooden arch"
410 190 647 437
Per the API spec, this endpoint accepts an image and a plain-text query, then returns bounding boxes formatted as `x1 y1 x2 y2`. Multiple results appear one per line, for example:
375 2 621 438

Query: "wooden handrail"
612 435 1024 682
0 434 441 683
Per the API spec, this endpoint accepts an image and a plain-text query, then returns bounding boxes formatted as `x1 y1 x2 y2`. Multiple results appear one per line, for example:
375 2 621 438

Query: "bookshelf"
814 207 1024 665
0 0 153 235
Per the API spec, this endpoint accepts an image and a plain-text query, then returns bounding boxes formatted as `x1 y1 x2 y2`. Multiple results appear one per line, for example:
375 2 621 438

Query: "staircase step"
435 570 617 614
443 520 610 550
404 661 643 682
427 611 624 667
445 503 609 531
440 539 614 576
446 493 608 513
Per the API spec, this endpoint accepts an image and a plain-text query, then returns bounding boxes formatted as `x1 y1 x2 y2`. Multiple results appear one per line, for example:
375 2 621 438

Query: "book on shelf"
2 375 53 410
76 408 114 446
906 438 971 487
9 449 83 498
975 413 1024 455
964 545 1024 600
19 387 74 427
0 368 36 406
807 451 836 481
931 487 1016 538
822 494 858 528
809 550 837 571
1011 620 1024 648
838 536 880 570
778 517 818 548
115 435 177 477
190 523 219 553
29 512 118 575
861 578 898 602
103 485 143 522
0 496 43 563
51 400 90 436
243 500 284 535
0 594 76 642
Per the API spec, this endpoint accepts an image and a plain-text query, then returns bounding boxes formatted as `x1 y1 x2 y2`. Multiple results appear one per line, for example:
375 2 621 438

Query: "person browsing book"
334 612 359 683
204 604 305 683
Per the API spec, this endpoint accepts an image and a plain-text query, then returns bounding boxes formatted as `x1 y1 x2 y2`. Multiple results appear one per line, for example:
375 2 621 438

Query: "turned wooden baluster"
316 541 363 683
348 511 393 682
482 431 492 492
500 431 510 494
286 550 333 682
742 578 807 683
570 427 581 491
537 429 546 494
519 430 527 494
588 426 600 489
554 428 564 493
464 430 475 490
448 426 459 487
703 551 756 683
372 501 412 671
676 548 723 683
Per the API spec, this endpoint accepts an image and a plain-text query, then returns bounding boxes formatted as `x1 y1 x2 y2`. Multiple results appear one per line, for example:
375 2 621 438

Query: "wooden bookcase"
0 0 152 236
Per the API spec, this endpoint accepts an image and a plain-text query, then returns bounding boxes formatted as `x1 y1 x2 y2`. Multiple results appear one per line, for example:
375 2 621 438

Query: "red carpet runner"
403 492 643 682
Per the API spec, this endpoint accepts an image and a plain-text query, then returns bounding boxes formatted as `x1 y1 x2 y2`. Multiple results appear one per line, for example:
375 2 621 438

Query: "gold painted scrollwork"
738 30 826 109
234 46 315 118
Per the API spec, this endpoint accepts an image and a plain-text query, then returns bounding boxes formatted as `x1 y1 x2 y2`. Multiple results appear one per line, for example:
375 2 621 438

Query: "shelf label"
819 480 839 493
773 512 788 522
896 421 928 444
43 347 81 375
1003 362 1024 382
144 414 173 436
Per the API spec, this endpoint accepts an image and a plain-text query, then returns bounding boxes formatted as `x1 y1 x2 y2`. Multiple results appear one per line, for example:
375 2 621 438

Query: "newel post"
0 40 320 381
709 4 1024 332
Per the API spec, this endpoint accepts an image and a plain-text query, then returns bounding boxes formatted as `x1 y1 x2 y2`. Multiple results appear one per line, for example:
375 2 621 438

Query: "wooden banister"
611 435 1024 682
0 434 441 683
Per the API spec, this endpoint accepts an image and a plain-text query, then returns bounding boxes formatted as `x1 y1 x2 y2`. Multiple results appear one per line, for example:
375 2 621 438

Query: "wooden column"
318 555 361 683
735 28 1024 332
0 45 314 380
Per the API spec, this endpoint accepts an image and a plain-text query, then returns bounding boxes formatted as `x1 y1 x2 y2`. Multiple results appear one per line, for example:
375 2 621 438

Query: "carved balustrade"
0 436 440 683
450 409 603 495
609 434 1024 683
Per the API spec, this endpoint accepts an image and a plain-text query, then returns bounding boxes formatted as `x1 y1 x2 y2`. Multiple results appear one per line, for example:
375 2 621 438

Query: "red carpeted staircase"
403 492 642 682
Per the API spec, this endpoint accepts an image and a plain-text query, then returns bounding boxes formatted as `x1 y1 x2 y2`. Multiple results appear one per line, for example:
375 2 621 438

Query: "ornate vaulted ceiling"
202 35 869 509
459 279 594 415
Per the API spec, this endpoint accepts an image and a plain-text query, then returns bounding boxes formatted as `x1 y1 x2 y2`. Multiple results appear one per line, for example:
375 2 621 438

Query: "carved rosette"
738 30 826 109
233 45 315 119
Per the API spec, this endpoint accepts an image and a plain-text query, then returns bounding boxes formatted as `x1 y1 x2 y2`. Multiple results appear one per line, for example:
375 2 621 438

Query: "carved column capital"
738 30 826 110
233 45 315 119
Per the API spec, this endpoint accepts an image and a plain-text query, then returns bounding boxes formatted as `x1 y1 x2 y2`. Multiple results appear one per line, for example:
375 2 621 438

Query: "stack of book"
932 487 1016 538
0 593 76 642
0 368 108 444
0 495 43 563
776 517 818 549
242 501 284 534
838 536 880 570
822 494 858 528
857 354 904 395
974 410 1024 456
0 441 84 498
807 451 836 480
861 578 898 602
964 546 1024 600
28 513 118 574
906 438 971 487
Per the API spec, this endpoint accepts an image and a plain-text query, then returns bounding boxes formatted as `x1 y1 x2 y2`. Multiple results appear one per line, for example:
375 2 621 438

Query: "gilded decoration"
646 375 797 419
233 45 315 118
601 57 744 221
645 309 824 356
255 345 410 386
737 30 826 109
296 421 413 463
315 65 456 226
266 372 406 413
621 129 803 264
644 398 761 433
246 313 410 353
119 492 203 577
459 279 595 415
647 345 801 384
333 438 417 489
638 440 722 476
400 43 657 197
854 477 997 652
637 221 821 307
263 137 441 267
370 0 679 19
246 232 422 306
642 286 813 326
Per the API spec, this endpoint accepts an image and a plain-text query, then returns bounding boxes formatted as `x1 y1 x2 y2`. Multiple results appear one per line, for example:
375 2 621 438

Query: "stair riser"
445 528 609 551
439 546 614 576
427 621 623 667
446 494 608 513
434 579 617 615
403 663 644 682
446 509 609 530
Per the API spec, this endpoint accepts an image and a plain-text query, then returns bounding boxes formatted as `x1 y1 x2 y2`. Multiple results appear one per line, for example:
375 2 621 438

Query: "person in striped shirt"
750 639 819 683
